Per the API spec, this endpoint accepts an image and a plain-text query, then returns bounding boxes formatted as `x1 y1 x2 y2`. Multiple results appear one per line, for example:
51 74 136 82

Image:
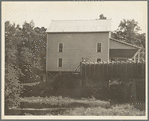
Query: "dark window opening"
59 58 62 67
97 43 101 52
59 43 63 52
97 58 101 62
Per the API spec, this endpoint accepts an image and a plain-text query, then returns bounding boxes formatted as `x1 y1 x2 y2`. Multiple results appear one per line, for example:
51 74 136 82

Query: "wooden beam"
48 72 56 80
132 48 141 62
138 52 140 63
134 55 137 63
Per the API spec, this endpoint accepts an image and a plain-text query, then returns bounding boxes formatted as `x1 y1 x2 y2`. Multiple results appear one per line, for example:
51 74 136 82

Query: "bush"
81 86 110 100
5 63 23 115
53 74 78 91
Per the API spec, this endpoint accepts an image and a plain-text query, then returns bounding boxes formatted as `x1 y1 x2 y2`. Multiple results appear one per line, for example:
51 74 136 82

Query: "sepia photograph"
1 1 148 120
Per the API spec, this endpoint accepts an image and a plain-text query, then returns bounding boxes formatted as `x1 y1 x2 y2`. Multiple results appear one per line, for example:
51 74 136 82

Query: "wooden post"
94 63 95 75
138 53 140 63
80 62 82 77
46 71 48 83
132 48 141 63
98 62 100 77
134 55 137 63
130 79 136 105
124 82 127 102
80 62 83 96
85 62 86 77
121 77 127 102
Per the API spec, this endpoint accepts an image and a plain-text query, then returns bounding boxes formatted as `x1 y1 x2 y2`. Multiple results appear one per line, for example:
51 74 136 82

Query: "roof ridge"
47 20 111 32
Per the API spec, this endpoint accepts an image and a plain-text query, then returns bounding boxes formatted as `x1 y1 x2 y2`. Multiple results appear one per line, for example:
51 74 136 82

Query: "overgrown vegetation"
63 104 145 116
18 96 145 116
111 19 145 48
5 19 146 115
5 20 47 114
111 19 145 62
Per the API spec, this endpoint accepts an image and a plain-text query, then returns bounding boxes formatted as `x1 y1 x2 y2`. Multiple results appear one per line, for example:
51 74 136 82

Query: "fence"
80 61 145 78
80 61 145 103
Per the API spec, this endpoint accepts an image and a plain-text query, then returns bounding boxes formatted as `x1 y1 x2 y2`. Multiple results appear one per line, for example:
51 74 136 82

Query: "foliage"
81 86 110 100
19 96 145 116
63 104 145 116
5 20 47 113
53 74 79 91
5 63 23 115
5 20 47 82
20 82 53 97
20 96 110 109
111 19 145 48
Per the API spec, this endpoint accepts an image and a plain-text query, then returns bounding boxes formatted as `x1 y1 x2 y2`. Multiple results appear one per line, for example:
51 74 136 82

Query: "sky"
2 1 147 33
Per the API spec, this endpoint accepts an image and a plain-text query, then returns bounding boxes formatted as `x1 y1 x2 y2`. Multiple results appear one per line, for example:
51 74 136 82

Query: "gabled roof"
47 19 111 33
110 38 142 49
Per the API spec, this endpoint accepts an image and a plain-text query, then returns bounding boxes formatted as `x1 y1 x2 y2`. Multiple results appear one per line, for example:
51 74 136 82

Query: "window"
97 43 101 52
59 43 63 52
58 58 62 67
97 58 101 62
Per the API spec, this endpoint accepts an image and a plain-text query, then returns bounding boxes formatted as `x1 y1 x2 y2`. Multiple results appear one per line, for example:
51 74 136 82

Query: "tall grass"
20 96 145 116
63 104 145 116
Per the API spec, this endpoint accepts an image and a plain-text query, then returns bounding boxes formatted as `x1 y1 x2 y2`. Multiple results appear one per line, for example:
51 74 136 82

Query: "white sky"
2 1 147 33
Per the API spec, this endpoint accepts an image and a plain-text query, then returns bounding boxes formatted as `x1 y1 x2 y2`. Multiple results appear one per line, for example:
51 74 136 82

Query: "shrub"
5 63 23 114
53 74 77 91
81 86 110 100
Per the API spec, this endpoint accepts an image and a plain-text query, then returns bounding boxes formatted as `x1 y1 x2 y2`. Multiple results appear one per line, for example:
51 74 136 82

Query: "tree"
118 19 141 39
111 19 145 48
99 14 107 19
5 63 23 114
5 21 24 114
5 20 47 114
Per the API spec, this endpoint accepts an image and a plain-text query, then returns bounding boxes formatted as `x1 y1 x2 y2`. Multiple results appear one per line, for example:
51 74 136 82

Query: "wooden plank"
85 62 86 77
80 61 145 80
138 53 140 62
130 79 136 104
94 63 95 75
48 72 55 80
80 62 82 77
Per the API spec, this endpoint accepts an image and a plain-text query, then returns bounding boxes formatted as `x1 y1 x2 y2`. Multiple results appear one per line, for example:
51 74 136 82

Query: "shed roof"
47 19 111 33
110 38 142 49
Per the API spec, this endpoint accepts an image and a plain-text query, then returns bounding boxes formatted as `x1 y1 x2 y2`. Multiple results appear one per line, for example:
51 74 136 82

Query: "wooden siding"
110 49 138 58
110 39 136 49
46 32 109 72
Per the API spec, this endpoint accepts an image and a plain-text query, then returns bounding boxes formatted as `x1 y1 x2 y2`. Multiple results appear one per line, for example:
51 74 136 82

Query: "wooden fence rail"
80 61 145 79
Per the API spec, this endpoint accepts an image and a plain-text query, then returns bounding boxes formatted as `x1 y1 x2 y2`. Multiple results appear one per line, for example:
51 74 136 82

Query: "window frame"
58 58 63 67
96 43 102 53
58 42 64 53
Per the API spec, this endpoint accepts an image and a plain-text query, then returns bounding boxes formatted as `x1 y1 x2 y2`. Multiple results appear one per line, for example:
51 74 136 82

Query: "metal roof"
47 19 111 33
